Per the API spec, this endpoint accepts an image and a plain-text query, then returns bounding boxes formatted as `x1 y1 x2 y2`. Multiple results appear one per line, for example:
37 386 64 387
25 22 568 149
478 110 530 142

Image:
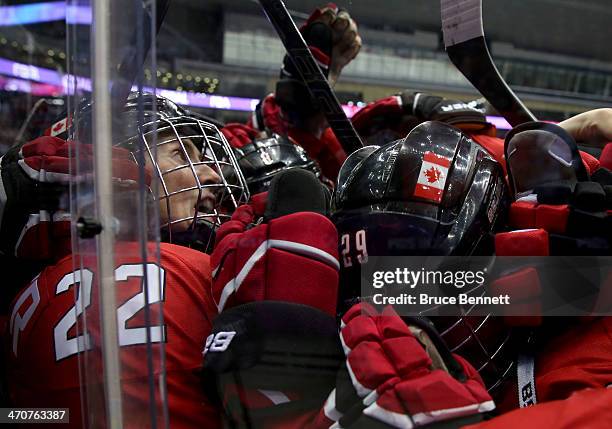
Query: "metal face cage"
123 111 250 246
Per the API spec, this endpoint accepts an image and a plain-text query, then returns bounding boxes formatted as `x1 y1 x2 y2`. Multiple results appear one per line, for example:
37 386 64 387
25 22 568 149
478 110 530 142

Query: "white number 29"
340 229 368 268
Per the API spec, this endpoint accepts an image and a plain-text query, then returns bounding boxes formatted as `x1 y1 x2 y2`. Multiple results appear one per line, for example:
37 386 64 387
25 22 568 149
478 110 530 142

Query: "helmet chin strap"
159 219 216 254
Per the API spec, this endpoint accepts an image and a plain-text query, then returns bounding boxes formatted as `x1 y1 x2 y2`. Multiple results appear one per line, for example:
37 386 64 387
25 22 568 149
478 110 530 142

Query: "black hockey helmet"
332 121 513 391
333 121 508 258
233 133 326 195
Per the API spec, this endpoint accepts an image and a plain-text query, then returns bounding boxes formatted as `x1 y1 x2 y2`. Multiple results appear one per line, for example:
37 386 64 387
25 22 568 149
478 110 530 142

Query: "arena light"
0 56 513 128
0 2 91 26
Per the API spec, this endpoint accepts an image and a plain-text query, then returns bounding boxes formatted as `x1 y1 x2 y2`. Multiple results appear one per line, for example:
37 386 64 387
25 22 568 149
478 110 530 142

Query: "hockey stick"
14 98 50 145
441 0 537 127
111 0 171 113
257 0 364 154
53 0 171 138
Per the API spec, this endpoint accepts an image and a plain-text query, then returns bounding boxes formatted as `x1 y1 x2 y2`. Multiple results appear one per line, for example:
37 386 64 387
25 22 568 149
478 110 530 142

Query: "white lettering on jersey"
10 277 41 356
115 264 166 347
340 229 369 268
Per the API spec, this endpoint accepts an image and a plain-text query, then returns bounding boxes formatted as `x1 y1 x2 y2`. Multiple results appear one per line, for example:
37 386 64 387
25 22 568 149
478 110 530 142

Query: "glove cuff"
276 20 333 118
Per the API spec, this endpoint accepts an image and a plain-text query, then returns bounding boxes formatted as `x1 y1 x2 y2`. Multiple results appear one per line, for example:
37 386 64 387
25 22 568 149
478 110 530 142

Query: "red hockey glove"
0 136 150 260
211 169 339 316
311 303 494 428
250 94 346 181
221 123 261 149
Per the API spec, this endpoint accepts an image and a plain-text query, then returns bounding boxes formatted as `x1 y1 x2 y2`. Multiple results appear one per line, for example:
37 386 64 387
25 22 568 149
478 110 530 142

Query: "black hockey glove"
401 92 490 132
201 301 344 428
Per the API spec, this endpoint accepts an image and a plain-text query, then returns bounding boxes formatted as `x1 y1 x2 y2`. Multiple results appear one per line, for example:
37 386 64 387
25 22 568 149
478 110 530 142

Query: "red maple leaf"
52 120 65 132
425 166 442 183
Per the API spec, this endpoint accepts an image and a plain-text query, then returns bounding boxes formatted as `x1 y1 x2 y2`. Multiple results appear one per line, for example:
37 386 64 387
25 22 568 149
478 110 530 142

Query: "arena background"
2 0 612 153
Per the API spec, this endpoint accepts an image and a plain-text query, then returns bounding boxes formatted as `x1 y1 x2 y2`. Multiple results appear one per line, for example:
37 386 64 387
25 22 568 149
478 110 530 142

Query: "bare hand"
311 6 362 86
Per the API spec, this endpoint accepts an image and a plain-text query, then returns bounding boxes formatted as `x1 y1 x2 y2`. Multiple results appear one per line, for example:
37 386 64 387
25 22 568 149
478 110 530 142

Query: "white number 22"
54 263 166 361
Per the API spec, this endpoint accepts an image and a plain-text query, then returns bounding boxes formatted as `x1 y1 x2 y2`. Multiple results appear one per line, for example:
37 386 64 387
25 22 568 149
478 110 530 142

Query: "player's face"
146 130 221 231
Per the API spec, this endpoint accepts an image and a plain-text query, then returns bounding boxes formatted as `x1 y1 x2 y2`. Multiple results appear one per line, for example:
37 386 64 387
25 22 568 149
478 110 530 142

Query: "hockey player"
330 119 612 428
1 92 251 428
201 122 500 428
203 113 611 428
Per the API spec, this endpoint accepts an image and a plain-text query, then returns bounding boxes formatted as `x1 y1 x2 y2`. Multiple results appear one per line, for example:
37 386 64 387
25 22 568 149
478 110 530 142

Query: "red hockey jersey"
5 242 220 429
466 317 612 428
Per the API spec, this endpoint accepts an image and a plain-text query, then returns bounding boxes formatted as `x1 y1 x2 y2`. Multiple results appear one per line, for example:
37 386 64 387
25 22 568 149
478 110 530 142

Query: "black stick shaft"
258 0 363 154
110 0 171 113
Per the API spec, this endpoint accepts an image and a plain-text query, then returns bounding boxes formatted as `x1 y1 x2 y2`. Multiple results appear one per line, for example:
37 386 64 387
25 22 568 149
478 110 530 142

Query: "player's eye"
172 148 189 162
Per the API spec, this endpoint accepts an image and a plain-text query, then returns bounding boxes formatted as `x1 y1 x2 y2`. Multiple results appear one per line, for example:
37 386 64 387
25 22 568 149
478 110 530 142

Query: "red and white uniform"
5 241 219 429
467 317 612 428
468 135 612 428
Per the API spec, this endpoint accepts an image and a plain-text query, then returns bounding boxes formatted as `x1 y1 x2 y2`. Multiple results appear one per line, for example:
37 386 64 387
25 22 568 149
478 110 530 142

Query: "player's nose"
197 163 221 187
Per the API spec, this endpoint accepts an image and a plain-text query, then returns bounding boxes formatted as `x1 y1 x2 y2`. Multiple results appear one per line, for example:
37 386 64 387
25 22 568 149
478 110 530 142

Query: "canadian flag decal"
413 151 451 203
45 116 70 137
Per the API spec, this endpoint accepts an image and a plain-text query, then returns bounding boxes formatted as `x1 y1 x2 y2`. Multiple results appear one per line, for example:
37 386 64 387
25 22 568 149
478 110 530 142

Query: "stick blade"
441 0 536 126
